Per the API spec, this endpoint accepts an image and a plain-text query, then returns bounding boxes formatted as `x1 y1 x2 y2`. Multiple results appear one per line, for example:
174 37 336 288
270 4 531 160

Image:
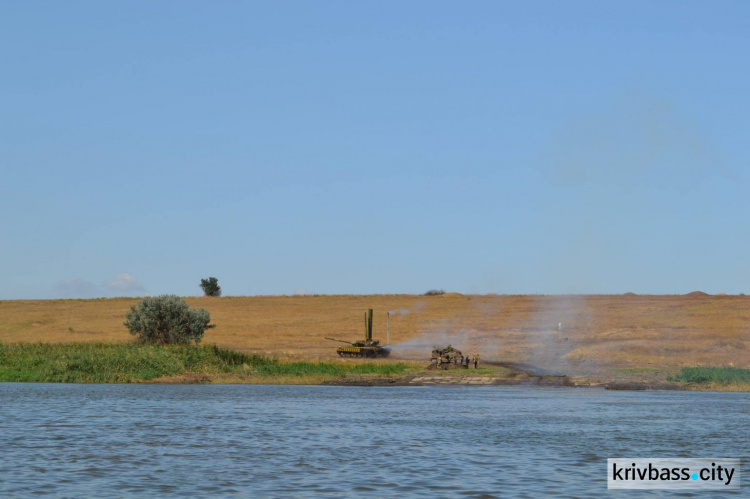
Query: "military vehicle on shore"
325 309 391 358
430 345 465 369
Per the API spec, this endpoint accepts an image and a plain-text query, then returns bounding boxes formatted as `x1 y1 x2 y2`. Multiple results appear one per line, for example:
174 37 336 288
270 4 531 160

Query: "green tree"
200 277 222 297
124 295 215 345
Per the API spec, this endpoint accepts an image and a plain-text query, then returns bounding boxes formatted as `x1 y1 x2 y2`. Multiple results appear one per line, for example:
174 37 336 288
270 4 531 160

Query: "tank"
325 309 391 358
430 345 464 369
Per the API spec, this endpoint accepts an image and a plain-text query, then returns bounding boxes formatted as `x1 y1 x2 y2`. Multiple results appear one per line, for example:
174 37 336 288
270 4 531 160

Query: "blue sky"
2 1 748 299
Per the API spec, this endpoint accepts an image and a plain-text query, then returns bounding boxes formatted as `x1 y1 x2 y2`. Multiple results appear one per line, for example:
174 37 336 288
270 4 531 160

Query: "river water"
0 384 747 498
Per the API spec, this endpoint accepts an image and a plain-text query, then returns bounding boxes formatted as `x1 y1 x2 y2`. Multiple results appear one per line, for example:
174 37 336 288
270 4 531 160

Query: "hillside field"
1 293 748 380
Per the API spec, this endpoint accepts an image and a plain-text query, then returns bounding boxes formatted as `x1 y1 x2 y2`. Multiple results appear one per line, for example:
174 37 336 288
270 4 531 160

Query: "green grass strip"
0 343 408 383
668 366 750 385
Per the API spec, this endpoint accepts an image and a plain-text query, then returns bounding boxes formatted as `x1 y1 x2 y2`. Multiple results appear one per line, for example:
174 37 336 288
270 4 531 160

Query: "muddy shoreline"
322 375 687 390
322 360 689 390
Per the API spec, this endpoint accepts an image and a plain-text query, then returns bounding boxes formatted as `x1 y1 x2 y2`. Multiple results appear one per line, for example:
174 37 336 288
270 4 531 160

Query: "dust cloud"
388 295 596 375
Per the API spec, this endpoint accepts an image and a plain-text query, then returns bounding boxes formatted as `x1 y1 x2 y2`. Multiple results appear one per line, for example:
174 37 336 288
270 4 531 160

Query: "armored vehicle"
325 309 391 358
430 345 464 368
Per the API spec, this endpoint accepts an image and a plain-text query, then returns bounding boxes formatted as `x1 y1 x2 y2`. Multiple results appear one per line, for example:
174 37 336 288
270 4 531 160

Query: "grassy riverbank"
1 342 748 389
2 294 748 389
0 343 414 384
667 366 750 391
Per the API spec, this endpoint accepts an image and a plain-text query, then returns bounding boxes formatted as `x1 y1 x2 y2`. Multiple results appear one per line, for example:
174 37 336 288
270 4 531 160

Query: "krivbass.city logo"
608 458 740 490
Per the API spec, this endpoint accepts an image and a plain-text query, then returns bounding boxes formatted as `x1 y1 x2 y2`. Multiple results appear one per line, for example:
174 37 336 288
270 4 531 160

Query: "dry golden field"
1 293 748 377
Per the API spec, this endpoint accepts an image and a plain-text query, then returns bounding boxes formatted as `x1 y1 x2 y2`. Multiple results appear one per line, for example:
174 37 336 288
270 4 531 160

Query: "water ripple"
0 384 747 497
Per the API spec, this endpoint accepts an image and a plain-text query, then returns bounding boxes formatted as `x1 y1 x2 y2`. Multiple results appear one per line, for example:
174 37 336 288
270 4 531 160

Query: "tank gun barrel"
325 336 354 345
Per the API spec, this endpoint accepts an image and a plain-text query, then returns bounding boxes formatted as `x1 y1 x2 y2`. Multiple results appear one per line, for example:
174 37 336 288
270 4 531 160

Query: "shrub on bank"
124 295 215 345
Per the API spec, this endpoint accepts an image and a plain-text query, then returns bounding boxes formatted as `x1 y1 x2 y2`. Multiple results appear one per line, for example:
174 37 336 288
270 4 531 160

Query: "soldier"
474 354 480 369
464 356 470 369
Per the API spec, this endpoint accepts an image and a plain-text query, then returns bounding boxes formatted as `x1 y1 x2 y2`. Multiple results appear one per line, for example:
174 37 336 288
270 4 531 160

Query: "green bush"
124 295 215 345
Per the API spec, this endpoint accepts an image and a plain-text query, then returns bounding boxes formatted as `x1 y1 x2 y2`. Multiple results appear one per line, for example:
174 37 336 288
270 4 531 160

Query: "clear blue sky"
2 1 748 299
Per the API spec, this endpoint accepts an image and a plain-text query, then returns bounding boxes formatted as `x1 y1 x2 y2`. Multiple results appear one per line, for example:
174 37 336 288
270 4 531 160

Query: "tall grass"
0 343 409 383
668 367 750 385
209 344 268 367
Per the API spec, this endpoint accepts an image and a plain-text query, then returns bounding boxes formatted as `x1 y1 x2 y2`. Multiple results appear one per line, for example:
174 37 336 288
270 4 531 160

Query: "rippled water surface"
0 384 747 497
